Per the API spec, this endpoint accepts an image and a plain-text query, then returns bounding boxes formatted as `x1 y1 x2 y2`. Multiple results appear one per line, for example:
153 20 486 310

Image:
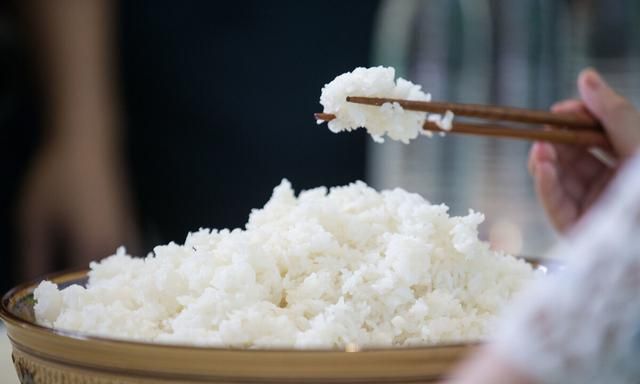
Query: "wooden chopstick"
314 112 610 148
423 122 609 147
345 96 600 131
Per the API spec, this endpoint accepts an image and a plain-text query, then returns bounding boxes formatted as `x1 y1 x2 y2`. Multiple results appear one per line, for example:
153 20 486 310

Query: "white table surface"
0 325 20 384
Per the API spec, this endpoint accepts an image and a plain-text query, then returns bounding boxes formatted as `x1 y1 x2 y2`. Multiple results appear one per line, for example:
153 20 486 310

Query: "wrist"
46 103 123 158
46 122 122 163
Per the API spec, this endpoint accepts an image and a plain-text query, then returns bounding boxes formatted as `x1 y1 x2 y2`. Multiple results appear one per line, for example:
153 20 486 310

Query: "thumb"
578 68 640 157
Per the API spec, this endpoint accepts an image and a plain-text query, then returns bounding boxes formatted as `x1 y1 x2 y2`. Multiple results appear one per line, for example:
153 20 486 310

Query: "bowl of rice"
1 180 543 383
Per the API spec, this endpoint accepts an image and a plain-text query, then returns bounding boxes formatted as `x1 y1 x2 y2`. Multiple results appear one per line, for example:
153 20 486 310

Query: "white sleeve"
493 154 640 384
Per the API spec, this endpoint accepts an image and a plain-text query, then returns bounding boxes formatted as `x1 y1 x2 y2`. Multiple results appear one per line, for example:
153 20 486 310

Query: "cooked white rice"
430 110 455 131
34 180 535 349
319 66 454 143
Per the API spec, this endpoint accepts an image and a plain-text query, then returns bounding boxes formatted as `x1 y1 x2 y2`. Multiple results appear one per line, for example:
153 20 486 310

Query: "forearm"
22 0 120 152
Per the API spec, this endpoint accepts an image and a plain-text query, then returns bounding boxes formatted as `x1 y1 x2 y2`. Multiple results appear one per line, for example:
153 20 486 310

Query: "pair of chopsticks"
314 97 610 148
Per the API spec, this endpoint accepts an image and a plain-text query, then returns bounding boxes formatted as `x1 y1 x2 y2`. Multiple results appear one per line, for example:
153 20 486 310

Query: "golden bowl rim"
0 268 478 353
2 257 553 353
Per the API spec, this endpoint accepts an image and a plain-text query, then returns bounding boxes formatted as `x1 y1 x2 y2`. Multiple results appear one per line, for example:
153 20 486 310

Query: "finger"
528 141 556 175
571 148 608 181
535 103 592 181
551 99 582 111
578 68 640 157
534 161 579 232
528 142 584 228
535 100 591 167
550 101 618 168
550 145 607 207
549 142 582 169
547 101 599 168
542 102 598 194
558 171 586 203
581 169 615 213
548 142 605 182
547 140 604 180
546 103 608 183
551 99 595 121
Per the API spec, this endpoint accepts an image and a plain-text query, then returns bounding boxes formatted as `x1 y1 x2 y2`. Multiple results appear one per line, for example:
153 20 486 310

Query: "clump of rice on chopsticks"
318 66 453 143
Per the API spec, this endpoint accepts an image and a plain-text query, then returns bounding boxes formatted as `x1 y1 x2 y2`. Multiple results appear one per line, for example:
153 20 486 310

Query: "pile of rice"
34 180 535 348
319 66 454 143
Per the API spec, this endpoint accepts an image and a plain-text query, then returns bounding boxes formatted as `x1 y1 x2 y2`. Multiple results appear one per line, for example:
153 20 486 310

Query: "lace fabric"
494 154 640 384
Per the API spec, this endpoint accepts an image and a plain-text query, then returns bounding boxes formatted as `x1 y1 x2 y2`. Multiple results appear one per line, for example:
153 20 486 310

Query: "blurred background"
370 0 640 259
1 0 639 293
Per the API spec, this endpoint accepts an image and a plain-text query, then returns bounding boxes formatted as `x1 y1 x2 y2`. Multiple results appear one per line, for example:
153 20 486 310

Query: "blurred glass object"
369 0 640 257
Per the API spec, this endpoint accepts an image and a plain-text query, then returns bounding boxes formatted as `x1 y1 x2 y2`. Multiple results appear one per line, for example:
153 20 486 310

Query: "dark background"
0 1 380 292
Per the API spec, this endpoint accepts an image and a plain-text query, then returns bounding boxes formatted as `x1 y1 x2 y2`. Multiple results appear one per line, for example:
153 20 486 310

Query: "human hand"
528 69 640 233
18 136 139 280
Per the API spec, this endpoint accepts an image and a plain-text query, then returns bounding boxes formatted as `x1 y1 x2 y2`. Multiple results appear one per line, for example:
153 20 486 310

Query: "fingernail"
583 69 601 91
